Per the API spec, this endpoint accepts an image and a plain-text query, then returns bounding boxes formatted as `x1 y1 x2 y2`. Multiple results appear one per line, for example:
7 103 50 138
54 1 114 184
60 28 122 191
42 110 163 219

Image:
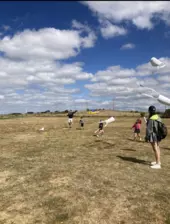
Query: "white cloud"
91 65 136 82
72 20 97 48
121 43 135 50
99 20 127 38
0 25 96 60
82 1 170 30
0 20 97 113
2 25 11 31
85 57 170 111
157 75 170 82
72 20 90 32
0 58 93 88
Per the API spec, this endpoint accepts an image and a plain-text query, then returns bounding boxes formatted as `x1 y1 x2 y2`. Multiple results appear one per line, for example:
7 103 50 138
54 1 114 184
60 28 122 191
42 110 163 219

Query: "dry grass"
0 116 170 224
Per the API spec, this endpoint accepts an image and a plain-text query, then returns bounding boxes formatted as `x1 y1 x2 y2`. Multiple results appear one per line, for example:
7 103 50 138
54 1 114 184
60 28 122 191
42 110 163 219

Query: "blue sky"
0 1 170 113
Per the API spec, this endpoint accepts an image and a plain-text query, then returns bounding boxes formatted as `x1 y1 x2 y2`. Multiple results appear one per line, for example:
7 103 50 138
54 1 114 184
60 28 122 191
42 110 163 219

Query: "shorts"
81 123 84 127
148 133 161 143
134 129 140 134
68 118 73 123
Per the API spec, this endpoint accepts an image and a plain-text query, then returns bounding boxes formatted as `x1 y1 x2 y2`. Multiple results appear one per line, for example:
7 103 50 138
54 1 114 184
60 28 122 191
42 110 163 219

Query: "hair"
149 110 156 118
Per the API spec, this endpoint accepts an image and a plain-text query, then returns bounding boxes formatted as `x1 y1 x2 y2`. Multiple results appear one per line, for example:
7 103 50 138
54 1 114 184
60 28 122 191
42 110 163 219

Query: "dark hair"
148 105 156 117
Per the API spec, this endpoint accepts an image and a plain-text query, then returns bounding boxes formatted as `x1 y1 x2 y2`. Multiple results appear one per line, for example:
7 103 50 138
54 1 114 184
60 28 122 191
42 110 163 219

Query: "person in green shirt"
145 105 162 169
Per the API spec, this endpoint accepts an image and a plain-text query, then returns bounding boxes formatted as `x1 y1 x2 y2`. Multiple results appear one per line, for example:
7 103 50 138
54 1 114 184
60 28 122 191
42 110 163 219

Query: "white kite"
139 84 170 106
101 116 115 127
150 57 166 69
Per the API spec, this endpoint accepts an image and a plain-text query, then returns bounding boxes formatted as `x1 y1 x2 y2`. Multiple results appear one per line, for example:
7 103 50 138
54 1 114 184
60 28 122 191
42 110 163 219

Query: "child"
145 105 162 169
94 120 104 137
131 119 142 141
79 117 84 129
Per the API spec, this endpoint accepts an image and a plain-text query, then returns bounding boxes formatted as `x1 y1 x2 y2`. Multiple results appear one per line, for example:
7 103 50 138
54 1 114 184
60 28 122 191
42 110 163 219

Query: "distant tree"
11 113 22 115
41 110 50 114
27 112 34 114
162 109 170 118
45 110 50 113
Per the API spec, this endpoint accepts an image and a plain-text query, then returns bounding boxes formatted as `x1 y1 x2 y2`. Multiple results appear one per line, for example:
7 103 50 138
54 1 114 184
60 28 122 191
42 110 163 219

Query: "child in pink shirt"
131 119 142 141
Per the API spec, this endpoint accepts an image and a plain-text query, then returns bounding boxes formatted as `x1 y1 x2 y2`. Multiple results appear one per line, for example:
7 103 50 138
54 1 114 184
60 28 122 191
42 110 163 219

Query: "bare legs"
94 129 104 137
68 121 72 128
134 133 141 141
150 142 161 164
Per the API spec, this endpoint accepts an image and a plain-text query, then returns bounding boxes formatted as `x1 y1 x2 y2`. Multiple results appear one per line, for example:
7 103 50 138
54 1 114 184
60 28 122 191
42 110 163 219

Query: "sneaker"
150 164 161 169
151 161 161 165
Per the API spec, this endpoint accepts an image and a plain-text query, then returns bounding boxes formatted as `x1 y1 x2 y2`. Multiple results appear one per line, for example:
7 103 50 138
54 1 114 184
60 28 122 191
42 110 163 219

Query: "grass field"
0 115 170 224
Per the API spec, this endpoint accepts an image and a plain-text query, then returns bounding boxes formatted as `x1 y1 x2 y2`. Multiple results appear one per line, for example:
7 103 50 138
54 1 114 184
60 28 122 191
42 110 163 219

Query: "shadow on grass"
117 156 149 165
120 148 136 152
76 128 84 130
127 138 135 142
127 138 145 143
162 147 170 150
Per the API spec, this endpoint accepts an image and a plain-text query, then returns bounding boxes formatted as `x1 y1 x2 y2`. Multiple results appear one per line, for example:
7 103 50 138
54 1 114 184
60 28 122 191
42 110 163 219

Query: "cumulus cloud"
2 25 11 31
0 58 93 88
99 20 127 38
0 20 98 113
0 57 93 113
81 1 170 31
0 24 96 60
121 43 135 50
85 57 170 111
91 65 136 82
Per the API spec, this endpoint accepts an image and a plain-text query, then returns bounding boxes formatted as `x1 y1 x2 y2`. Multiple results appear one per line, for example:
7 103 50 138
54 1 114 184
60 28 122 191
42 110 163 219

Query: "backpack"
156 121 168 139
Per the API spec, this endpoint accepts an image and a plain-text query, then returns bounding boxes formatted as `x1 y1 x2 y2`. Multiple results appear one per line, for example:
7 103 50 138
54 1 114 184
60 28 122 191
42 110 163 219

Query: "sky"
0 1 170 113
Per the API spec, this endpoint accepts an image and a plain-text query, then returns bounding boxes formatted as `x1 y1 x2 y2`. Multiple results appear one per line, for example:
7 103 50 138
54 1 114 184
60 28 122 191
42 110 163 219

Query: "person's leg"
134 133 137 140
137 133 141 141
98 129 104 137
100 129 104 136
150 142 161 165
94 129 99 134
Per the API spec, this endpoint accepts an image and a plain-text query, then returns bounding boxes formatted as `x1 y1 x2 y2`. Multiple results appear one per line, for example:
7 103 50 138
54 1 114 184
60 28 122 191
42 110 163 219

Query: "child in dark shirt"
79 117 84 129
94 120 104 137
